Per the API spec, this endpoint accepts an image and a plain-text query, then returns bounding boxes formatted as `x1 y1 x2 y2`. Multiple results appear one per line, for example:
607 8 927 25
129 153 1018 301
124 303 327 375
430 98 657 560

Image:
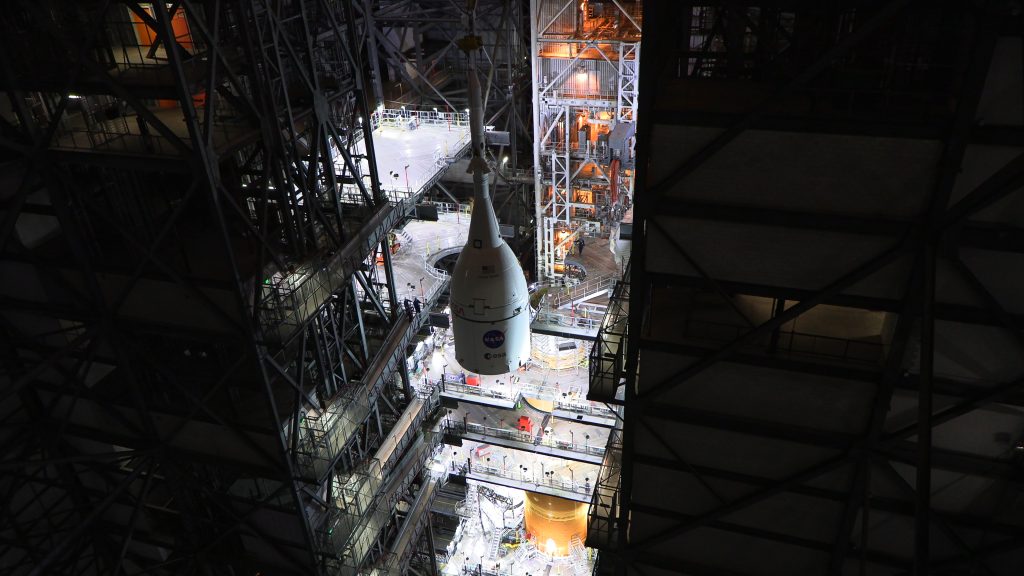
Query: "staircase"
487 527 504 560
568 535 590 576
395 228 415 251
456 484 479 522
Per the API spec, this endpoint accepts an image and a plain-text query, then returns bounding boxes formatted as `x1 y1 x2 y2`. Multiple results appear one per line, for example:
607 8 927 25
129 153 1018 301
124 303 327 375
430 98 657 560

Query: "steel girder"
0 1 418 575
365 0 535 232
612 2 1024 576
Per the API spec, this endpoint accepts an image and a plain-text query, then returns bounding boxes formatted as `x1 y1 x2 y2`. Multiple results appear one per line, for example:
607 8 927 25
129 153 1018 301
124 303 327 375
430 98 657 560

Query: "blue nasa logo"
482 330 505 349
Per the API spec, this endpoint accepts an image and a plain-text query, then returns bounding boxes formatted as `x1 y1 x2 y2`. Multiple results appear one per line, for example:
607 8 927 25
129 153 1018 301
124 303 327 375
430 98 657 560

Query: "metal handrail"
439 380 514 401
465 460 593 498
257 201 404 342
447 421 532 444
518 381 561 400
554 399 617 419
532 310 602 331
447 421 607 458
549 274 619 308
427 201 472 215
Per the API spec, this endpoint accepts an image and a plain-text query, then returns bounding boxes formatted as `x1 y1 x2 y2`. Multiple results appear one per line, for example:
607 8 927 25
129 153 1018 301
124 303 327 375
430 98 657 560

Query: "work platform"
530 320 599 341
384 210 470 306
446 422 604 466
437 380 618 428
463 470 591 503
442 438 598 504
552 406 617 428
348 108 471 204
530 234 627 340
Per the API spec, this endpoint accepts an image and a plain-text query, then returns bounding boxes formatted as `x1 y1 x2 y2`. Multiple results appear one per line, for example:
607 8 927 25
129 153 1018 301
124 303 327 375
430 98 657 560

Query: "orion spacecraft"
449 38 531 375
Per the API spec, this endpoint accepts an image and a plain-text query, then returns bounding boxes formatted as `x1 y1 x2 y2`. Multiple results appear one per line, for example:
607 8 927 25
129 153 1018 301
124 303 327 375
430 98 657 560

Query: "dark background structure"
597 1 1024 575
3 1 1024 576
0 1 529 574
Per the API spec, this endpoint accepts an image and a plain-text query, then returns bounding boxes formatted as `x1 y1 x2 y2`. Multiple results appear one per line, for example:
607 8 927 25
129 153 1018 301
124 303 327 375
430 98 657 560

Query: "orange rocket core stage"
523 492 588 558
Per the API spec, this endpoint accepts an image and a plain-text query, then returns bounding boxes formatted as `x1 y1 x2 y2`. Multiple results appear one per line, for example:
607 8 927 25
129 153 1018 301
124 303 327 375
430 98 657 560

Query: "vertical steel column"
362 0 385 104
380 239 401 315
426 515 440 576
152 4 324 569
345 0 387 206
351 278 371 364
399 361 414 402
531 0 544 281
914 242 935 576
619 0 657 573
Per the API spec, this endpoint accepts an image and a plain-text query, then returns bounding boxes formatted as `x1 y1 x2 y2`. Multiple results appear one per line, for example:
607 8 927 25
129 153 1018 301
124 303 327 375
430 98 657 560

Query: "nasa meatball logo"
482 330 505 349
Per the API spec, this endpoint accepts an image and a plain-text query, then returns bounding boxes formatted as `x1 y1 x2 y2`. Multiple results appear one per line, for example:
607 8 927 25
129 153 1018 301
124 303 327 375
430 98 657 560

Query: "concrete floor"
355 123 471 199
385 212 470 305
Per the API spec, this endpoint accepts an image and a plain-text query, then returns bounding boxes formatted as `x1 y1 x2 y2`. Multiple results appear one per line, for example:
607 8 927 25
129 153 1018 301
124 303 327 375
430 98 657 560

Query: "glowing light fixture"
525 492 587 558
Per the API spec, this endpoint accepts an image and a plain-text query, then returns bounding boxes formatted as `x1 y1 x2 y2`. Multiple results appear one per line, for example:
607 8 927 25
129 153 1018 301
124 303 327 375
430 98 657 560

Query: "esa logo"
482 330 505 349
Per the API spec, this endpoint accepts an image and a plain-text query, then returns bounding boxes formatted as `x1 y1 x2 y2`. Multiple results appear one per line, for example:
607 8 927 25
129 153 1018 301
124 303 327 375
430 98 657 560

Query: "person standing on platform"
413 297 421 315
136 115 154 152
577 236 585 255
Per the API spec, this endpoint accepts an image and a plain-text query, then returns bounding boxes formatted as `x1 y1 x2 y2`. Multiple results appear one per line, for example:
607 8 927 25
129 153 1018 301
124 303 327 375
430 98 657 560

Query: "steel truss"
364 0 535 232
0 1 436 575
532 0 642 281
610 2 1024 576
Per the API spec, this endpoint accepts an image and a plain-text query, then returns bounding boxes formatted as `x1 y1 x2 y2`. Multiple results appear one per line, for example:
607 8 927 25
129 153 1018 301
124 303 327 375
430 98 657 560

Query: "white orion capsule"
450 64 531 375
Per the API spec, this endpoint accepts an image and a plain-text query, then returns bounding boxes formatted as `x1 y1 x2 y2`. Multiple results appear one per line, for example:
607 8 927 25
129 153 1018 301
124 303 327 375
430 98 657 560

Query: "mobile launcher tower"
531 0 642 281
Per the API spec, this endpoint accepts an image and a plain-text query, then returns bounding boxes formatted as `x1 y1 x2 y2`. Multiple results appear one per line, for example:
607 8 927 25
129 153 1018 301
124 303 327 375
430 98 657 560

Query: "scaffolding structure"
2 2 638 575
0 2 451 575
531 0 641 280
366 0 534 234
